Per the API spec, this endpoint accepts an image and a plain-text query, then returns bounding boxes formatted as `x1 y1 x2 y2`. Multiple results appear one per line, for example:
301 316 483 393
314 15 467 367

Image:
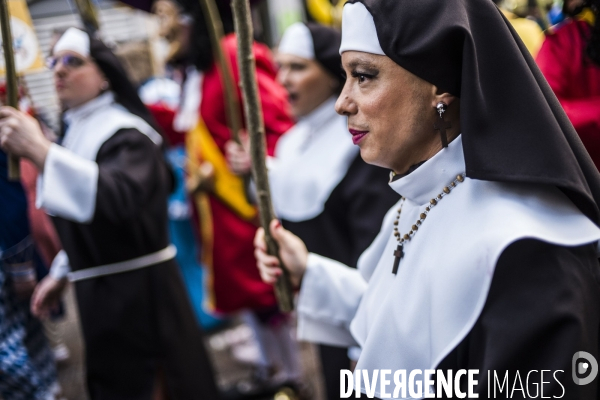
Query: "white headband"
339 3 385 56
278 22 315 60
53 28 90 57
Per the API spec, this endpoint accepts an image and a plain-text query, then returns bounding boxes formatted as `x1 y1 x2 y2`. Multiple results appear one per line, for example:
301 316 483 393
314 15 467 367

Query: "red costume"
188 34 293 314
536 13 600 170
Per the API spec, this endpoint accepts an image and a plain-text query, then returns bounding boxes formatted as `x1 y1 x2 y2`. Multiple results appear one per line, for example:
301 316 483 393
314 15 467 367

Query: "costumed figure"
118 0 297 394
0 28 221 399
536 0 600 170
227 22 399 400
2 83 71 365
255 1 600 399
0 149 59 400
140 76 224 330
152 0 302 395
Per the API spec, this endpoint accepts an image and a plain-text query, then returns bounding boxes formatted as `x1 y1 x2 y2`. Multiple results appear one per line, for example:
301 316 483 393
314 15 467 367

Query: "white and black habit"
273 22 399 399
295 1 600 399
40 28 220 399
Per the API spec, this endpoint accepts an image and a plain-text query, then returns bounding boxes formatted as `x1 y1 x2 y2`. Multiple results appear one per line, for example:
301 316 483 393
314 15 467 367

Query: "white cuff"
36 143 99 223
297 315 358 347
49 250 71 280
296 253 367 347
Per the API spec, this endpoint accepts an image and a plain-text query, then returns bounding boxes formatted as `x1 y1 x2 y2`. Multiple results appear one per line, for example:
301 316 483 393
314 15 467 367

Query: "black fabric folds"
306 23 344 85
86 32 160 133
348 0 600 225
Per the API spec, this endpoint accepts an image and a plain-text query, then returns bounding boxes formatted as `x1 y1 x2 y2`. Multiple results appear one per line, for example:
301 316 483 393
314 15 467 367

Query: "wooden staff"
0 0 19 180
73 0 100 33
231 0 294 312
198 0 242 144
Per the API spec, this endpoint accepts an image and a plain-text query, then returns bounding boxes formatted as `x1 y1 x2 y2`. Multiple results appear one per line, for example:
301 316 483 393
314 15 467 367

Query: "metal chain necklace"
391 173 466 274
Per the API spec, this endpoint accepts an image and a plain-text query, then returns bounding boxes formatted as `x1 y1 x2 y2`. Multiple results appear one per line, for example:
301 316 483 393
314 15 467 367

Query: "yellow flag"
0 0 43 75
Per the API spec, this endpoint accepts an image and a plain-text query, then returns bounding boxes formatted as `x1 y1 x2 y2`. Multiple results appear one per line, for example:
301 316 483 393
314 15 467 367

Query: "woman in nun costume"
228 22 398 399
0 28 221 399
254 1 600 399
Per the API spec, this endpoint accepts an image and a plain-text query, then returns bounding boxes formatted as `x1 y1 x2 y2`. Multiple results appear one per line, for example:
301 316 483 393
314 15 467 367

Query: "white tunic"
269 97 358 222
36 92 161 224
296 135 600 398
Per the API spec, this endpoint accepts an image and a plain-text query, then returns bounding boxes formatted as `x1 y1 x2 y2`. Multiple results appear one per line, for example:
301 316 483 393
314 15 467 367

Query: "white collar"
389 135 465 205
63 91 115 126
270 98 357 222
60 91 161 161
297 96 339 132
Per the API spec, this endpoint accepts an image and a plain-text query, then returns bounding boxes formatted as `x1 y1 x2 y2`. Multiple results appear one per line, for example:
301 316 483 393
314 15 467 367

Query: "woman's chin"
357 146 377 166
358 146 394 170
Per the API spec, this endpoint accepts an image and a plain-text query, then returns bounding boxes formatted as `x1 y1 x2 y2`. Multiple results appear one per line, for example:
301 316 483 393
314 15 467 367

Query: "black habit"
52 128 221 399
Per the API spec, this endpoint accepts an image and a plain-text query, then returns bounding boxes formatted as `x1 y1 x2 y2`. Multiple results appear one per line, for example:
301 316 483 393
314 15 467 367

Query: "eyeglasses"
46 54 86 70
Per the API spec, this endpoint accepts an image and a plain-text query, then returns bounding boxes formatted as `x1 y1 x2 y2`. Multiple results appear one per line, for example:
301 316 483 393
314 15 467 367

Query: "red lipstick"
349 128 369 145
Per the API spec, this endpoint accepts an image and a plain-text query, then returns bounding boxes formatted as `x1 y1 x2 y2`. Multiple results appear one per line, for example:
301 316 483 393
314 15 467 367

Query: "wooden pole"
231 0 294 312
73 0 100 33
198 0 242 144
0 0 19 180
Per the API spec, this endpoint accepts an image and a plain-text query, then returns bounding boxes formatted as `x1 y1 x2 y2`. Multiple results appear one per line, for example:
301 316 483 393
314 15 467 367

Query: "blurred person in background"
0 28 221 399
0 82 71 366
116 36 225 331
139 76 225 331
226 22 399 400
0 149 60 400
493 0 545 56
536 0 600 169
161 1 298 395
120 0 299 396
0 81 70 368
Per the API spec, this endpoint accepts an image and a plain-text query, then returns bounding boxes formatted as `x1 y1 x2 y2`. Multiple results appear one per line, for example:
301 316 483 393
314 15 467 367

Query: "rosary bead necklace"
392 173 465 274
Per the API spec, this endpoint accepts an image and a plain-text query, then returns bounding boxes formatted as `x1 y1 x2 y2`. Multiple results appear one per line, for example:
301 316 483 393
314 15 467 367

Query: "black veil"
87 31 160 133
348 0 600 225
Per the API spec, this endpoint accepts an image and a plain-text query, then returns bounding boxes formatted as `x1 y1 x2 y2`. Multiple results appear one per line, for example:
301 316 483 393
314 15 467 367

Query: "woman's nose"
276 71 286 87
54 62 68 77
335 88 357 116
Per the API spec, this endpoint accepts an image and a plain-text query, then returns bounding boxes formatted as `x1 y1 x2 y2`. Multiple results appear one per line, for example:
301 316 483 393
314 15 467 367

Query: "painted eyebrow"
345 58 380 71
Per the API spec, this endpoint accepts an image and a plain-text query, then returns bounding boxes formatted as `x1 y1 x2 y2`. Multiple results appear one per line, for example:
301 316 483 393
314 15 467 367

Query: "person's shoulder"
222 33 271 57
222 33 238 55
100 127 156 153
546 16 588 37
464 179 600 247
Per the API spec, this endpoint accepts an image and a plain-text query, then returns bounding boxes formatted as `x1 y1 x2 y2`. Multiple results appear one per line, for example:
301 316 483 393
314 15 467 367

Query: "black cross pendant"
392 244 404 275
434 119 451 148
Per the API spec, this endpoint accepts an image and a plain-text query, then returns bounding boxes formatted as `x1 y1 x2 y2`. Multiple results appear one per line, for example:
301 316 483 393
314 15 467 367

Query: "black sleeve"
93 128 168 223
438 239 600 399
342 156 400 267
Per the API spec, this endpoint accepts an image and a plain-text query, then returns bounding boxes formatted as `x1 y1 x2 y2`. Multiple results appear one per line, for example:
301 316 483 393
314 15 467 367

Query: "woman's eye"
290 63 306 71
351 71 373 83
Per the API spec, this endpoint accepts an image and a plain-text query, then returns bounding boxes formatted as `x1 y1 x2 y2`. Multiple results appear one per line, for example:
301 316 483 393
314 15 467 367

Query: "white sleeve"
36 143 99 223
296 253 367 347
48 250 71 280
